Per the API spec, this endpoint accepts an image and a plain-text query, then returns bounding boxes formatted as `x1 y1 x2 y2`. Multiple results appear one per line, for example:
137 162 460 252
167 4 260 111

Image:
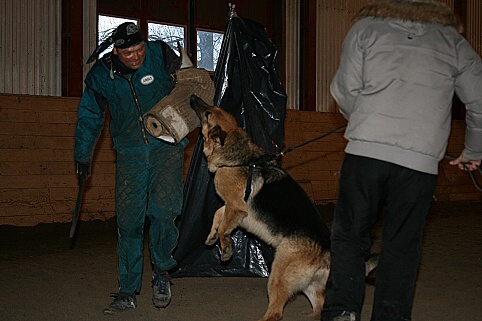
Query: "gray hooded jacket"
331 0 482 174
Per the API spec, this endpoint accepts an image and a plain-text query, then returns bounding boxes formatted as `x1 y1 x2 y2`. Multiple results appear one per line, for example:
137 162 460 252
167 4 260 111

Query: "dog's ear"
190 95 212 120
203 110 212 123
208 125 227 146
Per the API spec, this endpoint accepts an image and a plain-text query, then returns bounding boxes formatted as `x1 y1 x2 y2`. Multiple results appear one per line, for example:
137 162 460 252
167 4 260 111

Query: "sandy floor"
1 201 481 321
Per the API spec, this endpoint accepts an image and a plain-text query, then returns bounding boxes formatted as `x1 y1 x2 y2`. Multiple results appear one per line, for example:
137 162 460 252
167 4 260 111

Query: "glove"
76 161 91 180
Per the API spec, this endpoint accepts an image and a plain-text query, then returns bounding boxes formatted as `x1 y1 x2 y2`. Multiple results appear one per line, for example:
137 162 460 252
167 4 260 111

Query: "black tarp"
172 14 287 277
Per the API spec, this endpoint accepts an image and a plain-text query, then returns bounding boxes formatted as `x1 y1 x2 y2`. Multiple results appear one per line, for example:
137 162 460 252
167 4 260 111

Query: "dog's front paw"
220 236 233 261
220 244 233 261
205 231 219 245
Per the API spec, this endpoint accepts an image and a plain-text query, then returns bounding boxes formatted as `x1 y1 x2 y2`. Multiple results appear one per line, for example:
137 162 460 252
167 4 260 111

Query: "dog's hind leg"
260 242 328 321
259 242 312 321
302 256 330 319
259 263 289 321
302 284 325 319
205 205 225 245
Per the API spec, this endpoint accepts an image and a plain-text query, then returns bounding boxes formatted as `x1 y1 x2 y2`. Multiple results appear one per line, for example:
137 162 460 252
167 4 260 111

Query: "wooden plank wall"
1 94 480 226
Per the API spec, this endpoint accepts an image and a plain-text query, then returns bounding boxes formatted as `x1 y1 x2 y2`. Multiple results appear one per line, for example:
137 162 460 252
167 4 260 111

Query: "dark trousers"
322 154 437 321
115 143 185 294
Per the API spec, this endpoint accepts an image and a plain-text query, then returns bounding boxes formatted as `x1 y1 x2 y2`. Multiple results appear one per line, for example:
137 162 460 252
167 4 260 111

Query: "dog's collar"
245 165 255 202
217 152 279 169
215 153 279 202
243 153 279 202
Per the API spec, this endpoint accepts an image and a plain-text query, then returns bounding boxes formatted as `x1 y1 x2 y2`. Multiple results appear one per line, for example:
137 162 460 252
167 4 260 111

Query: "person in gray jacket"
322 1 482 321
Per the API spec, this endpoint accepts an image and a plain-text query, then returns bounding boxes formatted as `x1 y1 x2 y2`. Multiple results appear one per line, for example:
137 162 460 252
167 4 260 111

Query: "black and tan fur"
190 95 357 321
190 96 379 320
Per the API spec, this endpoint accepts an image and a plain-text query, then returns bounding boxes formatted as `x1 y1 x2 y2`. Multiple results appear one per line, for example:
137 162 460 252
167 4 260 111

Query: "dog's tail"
365 253 380 277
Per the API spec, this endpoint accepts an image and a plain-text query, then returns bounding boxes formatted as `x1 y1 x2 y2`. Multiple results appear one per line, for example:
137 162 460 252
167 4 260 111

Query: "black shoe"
102 292 137 315
152 271 172 308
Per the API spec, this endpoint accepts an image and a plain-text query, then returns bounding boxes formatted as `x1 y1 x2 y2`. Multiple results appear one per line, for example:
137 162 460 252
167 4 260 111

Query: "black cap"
112 22 144 49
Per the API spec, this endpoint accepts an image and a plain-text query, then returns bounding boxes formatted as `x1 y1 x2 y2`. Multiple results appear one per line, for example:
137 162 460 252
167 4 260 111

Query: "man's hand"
449 155 481 171
76 161 91 180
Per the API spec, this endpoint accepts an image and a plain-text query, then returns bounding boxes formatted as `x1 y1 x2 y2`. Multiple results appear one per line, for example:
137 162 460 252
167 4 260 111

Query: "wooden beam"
299 0 316 111
61 0 84 97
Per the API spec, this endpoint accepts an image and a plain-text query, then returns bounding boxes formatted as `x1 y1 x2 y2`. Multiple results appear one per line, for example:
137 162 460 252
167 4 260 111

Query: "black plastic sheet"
172 15 287 277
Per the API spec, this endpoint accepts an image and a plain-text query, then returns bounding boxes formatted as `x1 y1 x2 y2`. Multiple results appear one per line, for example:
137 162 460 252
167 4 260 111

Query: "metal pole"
188 0 196 65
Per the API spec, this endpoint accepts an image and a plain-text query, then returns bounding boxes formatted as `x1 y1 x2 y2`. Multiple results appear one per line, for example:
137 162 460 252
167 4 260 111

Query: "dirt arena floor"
1 201 481 321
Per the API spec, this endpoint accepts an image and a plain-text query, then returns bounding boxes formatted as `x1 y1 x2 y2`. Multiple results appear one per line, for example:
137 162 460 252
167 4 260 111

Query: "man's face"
113 42 146 70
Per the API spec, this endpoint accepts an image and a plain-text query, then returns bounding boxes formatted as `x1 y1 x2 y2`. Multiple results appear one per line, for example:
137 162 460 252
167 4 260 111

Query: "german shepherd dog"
189 95 376 321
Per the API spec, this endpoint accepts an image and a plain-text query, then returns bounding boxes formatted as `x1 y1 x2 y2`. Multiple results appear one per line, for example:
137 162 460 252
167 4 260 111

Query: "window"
197 29 224 71
148 22 185 54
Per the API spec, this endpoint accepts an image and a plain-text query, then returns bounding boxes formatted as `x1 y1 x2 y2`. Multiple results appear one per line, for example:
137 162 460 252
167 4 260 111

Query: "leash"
277 125 347 157
243 126 347 201
465 165 482 191
276 130 481 192
241 130 482 200
445 155 482 192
